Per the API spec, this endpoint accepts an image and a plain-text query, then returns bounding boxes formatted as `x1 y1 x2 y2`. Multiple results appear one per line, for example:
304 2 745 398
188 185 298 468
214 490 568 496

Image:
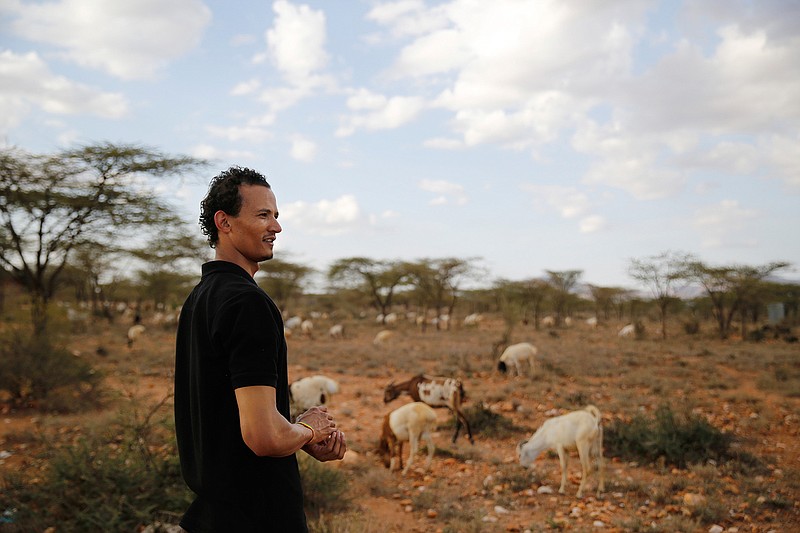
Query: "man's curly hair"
199 166 271 248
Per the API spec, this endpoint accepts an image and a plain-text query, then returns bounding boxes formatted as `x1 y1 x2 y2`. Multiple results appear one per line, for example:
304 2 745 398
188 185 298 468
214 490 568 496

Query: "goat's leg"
403 431 419 475
596 429 605 495
459 410 474 444
557 444 567 494
452 412 461 443
576 440 591 498
423 432 434 470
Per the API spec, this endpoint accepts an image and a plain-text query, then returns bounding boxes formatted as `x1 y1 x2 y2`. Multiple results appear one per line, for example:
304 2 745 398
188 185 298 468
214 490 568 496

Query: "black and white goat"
383 374 474 444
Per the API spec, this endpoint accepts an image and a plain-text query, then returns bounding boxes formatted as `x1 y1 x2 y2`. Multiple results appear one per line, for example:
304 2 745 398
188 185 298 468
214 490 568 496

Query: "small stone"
537 485 554 494
593 521 605 528
426 509 437 519
494 505 510 514
708 525 724 533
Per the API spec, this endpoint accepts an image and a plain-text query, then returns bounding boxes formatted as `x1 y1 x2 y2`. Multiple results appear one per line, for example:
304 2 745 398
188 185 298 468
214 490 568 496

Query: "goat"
384 374 474 444
497 342 537 376
463 313 483 327
300 319 314 338
127 324 146 348
618 324 635 337
378 402 437 475
328 323 344 339
517 405 605 498
373 329 395 345
289 375 340 419
284 315 302 330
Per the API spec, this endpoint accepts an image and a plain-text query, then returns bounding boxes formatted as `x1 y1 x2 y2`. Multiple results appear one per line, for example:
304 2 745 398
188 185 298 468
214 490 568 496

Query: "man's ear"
214 211 231 233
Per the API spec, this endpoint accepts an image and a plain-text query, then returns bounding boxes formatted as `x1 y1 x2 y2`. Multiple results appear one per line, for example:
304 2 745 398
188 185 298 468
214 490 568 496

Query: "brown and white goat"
517 405 605 498
383 374 474 444
378 402 437 475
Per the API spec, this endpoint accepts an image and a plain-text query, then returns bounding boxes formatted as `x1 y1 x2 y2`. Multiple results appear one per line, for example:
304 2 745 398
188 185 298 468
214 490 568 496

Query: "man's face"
227 184 282 263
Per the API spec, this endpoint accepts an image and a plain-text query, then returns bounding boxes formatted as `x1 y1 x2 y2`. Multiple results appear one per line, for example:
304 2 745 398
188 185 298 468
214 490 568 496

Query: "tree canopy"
0 142 206 333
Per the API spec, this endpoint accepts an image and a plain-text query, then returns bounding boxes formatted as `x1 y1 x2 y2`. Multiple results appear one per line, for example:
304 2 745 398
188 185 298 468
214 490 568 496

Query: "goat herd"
288 341 606 498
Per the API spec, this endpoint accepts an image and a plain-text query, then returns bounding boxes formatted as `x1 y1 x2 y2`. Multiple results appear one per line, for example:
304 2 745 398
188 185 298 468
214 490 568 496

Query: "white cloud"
289 134 317 162
336 89 425 136
281 194 367 236
762 134 800 189
190 144 257 161
521 183 591 219
266 0 329 85
692 199 759 249
231 79 262 96
579 215 607 234
205 125 273 143
418 179 467 205
0 50 128 133
8 0 211 80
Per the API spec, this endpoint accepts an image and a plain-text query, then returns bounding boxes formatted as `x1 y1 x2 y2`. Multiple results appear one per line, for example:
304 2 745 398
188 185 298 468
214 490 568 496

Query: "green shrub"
0 329 100 411
683 319 701 335
298 453 351 515
457 401 527 439
0 398 190 532
605 404 733 468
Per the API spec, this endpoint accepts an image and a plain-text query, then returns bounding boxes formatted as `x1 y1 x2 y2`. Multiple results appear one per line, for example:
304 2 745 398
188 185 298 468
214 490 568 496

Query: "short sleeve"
213 291 280 389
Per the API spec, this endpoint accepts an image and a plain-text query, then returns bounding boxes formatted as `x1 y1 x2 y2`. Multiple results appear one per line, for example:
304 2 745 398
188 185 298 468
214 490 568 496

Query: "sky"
1 0 799 290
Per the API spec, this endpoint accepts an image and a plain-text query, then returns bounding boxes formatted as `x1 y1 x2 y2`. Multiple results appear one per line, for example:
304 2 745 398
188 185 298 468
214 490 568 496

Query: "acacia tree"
0 143 206 334
327 257 410 320
405 257 483 330
628 251 693 339
545 270 583 326
132 224 210 309
687 260 789 339
257 257 315 313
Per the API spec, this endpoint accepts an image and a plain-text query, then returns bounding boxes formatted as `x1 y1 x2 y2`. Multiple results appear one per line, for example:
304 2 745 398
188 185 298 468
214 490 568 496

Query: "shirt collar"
201 260 257 285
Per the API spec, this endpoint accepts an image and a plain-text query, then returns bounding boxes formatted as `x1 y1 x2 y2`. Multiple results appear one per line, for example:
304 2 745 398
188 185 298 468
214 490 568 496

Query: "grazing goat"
127 324 146 348
300 319 314 338
384 374 474 444
328 323 344 339
463 313 483 328
497 342 537 376
541 315 556 328
379 402 437 475
586 317 598 329
289 375 340 419
517 405 605 498
618 324 635 337
284 315 302 330
373 329 395 345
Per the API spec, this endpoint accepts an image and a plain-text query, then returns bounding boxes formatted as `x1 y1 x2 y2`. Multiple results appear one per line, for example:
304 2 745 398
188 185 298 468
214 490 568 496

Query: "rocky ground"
1 315 799 532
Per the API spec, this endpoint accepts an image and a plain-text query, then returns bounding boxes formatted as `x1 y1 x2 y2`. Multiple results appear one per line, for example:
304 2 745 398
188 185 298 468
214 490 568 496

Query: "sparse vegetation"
605 404 733 468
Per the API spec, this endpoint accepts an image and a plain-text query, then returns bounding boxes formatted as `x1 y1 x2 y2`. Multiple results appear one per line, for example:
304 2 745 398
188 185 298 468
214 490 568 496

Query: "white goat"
127 324 146 348
289 375 340 419
379 402 437 475
517 405 605 498
618 324 635 337
586 317 598 329
328 323 344 339
373 329 395 346
463 313 483 328
300 319 314 338
541 315 556 328
284 315 302 330
497 342 537 376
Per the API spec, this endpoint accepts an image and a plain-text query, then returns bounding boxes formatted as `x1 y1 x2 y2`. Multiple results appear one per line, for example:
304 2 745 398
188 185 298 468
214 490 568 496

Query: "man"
174 166 346 532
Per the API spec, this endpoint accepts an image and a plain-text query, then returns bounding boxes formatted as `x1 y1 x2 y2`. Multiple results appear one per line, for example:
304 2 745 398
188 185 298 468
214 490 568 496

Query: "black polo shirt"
174 260 307 532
